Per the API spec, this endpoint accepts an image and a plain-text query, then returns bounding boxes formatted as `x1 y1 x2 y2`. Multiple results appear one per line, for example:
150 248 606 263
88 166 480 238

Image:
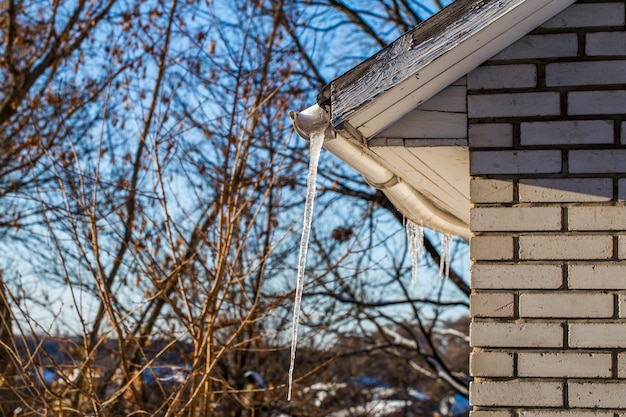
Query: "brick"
471 264 563 289
541 3 625 28
470 235 514 260
619 294 626 319
620 235 626 259
518 352 612 378
469 92 560 118
471 207 561 232
471 411 512 417
569 90 626 115
569 206 626 231
470 178 514 203
569 264 626 289
623 122 626 146
470 350 514 377
569 150 626 174
521 120 613 146
470 292 515 317
569 381 626 408
469 123 513 148
619 178 626 200
490 34 577 60
468 64 536 90
471 380 563 407
470 322 563 348
519 235 613 260
471 151 562 175
547 61 626 87
521 411 613 417
519 292 613 318
519 178 612 203
617 352 626 378
569 323 626 348
588 32 626 56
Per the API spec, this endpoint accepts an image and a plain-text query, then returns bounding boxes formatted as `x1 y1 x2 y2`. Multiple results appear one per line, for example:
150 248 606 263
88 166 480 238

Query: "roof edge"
330 0 577 137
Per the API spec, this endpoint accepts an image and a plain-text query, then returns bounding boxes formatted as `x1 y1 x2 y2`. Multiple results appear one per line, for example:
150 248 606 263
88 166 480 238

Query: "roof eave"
331 0 577 139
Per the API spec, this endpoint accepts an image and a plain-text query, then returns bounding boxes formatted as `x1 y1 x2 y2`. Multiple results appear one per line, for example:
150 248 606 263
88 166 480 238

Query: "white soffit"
370 146 470 224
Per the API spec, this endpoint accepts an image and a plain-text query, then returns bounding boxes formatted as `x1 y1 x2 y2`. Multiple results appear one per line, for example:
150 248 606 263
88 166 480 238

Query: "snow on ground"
324 399 414 417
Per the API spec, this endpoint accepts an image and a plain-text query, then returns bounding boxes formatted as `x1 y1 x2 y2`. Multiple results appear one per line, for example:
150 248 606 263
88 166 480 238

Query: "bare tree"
277 0 471 402
0 0 466 415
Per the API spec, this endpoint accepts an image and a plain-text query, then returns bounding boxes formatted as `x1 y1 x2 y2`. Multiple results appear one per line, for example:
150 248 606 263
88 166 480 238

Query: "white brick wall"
471 264 563 289
471 207 562 232
470 322 564 348
569 150 626 173
519 292 613 318
568 264 626 289
517 352 612 378
541 3 625 28
569 323 626 348
470 235 514 260
546 61 626 87
521 411 614 417
519 178 612 203
518 235 613 260
469 92 560 118
470 351 514 377
471 411 513 417
468 123 513 148
568 382 626 408
520 121 613 146
470 292 514 317
569 90 626 115
470 178 514 203
490 34 578 60
468 65 536 90
470 150 562 175
470 381 564 407
587 32 626 56
468 2 626 415
569 206 626 230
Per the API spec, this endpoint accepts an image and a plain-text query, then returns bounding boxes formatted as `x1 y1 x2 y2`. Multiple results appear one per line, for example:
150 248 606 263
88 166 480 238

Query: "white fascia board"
332 0 576 138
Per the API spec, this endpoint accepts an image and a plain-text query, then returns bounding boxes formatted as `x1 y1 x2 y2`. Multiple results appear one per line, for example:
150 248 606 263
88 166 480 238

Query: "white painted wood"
370 146 470 223
374 85 467 139
375 111 466 139
407 147 469 197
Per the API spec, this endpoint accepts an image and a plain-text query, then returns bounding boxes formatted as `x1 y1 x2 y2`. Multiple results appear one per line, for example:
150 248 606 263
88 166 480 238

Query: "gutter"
289 104 471 241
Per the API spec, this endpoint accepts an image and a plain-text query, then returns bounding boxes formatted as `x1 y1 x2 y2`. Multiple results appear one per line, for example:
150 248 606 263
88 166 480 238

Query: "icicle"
287 129 325 401
405 219 424 288
439 233 452 280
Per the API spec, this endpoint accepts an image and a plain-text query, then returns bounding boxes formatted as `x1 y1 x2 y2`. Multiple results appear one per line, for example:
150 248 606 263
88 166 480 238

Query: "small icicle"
406 219 424 288
439 233 452 280
287 129 325 401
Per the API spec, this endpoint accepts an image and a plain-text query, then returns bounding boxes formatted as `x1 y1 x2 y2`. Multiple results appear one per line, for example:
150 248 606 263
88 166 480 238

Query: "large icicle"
406 220 424 288
287 129 324 401
439 233 452 280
